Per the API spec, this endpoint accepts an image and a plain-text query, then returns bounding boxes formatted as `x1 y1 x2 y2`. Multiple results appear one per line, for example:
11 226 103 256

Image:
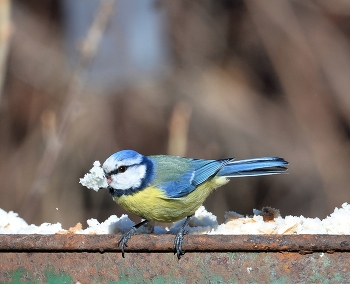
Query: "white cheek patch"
110 164 146 190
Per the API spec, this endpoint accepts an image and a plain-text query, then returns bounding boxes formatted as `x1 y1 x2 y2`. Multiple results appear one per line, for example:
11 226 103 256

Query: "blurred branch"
21 0 116 221
0 0 11 104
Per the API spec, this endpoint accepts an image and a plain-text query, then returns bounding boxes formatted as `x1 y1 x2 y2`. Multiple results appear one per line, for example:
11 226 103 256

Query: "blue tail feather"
217 157 288 177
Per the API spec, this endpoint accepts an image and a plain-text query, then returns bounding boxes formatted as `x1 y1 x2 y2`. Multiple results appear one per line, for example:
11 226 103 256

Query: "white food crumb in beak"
79 161 108 192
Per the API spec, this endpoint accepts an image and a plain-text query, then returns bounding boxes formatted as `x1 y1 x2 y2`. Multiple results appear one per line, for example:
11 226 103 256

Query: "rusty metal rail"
1 234 350 252
1 234 350 283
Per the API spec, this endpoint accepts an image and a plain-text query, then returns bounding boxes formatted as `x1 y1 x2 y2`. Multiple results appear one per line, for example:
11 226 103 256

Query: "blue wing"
149 155 288 198
149 156 232 198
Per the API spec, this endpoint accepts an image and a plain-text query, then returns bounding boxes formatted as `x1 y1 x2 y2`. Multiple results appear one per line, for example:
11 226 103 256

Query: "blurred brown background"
1 0 350 228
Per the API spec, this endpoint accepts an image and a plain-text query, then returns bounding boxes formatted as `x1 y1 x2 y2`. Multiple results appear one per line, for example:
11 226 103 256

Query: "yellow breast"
114 176 228 223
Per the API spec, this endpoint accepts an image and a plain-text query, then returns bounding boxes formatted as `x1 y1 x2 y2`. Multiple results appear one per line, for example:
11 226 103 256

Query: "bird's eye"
117 166 127 173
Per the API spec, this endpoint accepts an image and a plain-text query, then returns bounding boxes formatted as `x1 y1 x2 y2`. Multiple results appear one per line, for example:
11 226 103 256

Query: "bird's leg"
118 219 149 258
174 215 193 259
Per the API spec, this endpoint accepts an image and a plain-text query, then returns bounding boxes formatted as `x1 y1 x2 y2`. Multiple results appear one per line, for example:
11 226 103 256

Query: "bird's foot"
117 219 149 258
118 227 137 258
174 228 188 259
173 215 193 259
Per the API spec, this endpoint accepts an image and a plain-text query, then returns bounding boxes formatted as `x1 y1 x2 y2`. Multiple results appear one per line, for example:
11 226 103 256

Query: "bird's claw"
116 219 149 258
174 229 188 259
173 216 192 259
118 227 137 258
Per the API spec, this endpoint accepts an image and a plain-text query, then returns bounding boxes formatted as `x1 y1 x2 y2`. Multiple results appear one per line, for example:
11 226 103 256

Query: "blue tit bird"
102 150 288 259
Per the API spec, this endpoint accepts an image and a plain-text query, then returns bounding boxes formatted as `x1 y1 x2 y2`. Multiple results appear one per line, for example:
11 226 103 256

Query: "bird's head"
102 150 154 197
